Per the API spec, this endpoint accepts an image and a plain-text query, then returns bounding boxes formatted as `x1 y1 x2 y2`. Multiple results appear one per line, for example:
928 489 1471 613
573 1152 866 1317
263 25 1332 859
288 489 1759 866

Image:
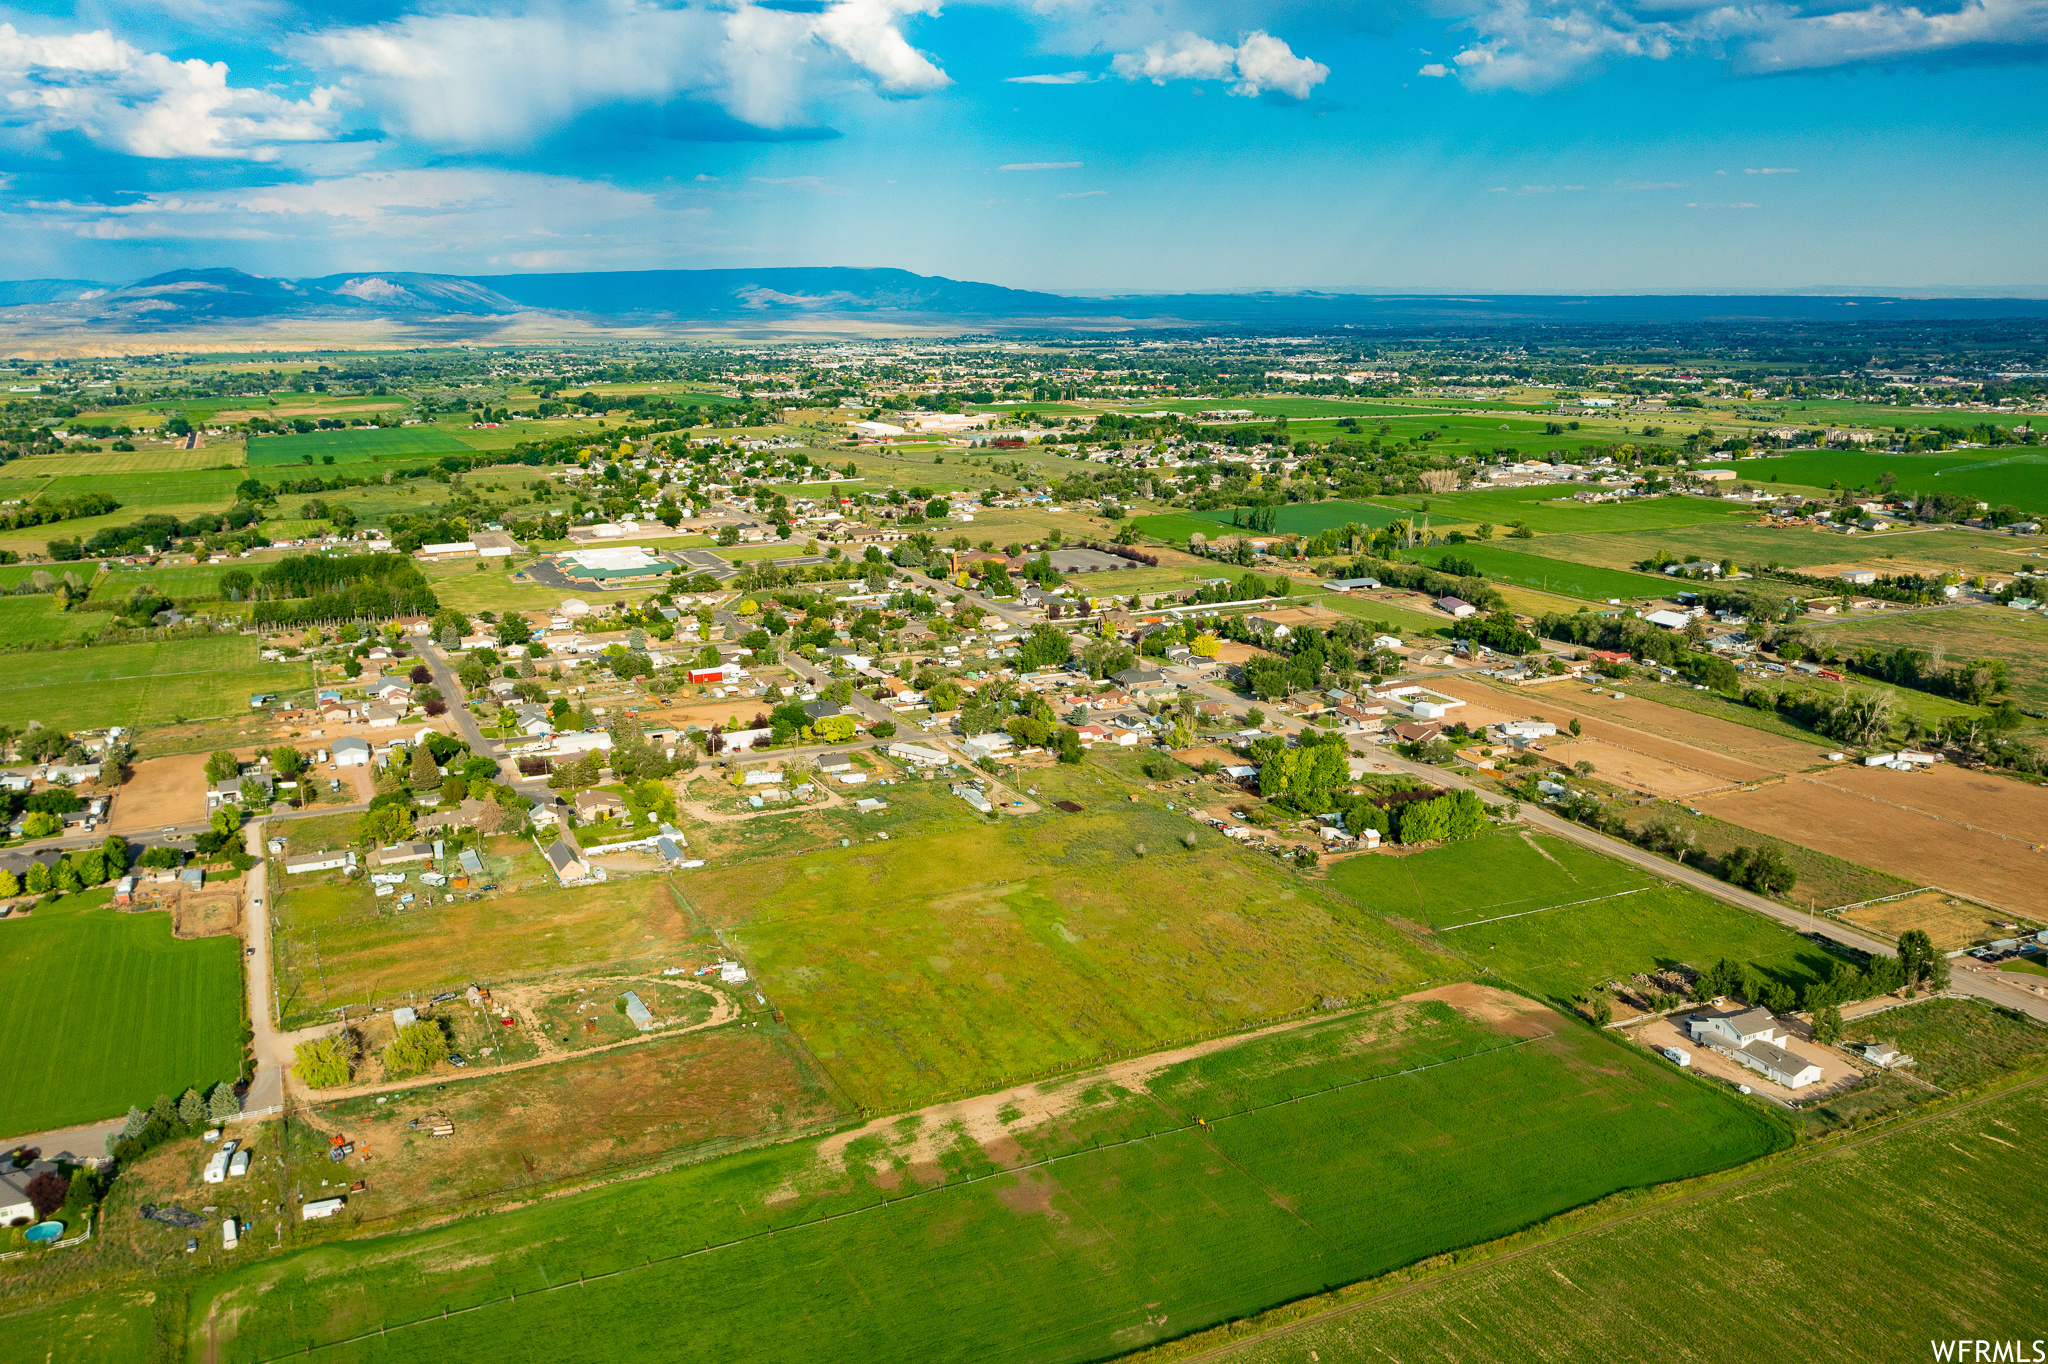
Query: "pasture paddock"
176 989 1782 1364
1839 890 2033 952
246 427 471 465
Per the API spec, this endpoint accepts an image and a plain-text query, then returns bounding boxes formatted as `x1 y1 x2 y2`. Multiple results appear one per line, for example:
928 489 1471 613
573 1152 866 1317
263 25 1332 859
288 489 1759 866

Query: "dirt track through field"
813 984 1552 1175
1696 767 2048 917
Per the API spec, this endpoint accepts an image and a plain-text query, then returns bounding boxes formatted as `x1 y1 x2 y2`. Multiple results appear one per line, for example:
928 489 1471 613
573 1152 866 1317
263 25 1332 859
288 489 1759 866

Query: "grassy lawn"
1324 829 1840 1004
678 796 1446 1110
272 846 702 1027
1206 1081 2048 1364
422 560 588 615
0 889 243 1135
86 562 238 604
177 994 1783 1364
246 427 472 465
0 635 315 732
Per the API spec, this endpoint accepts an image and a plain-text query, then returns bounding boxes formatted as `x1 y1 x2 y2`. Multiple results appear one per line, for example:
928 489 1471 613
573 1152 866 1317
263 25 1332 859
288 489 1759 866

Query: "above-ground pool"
23 1221 63 1243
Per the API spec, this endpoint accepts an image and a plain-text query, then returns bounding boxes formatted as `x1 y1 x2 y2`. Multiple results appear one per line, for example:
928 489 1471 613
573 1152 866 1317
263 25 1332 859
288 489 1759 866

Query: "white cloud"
1004 70 1099 83
1439 0 2048 92
27 167 723 265
0 22 339 159
1418 62 1454 74
1745 166 1798 174
1111 29 1328 99
1058 189 1107 197
308 0 949 148
999 160 1082 170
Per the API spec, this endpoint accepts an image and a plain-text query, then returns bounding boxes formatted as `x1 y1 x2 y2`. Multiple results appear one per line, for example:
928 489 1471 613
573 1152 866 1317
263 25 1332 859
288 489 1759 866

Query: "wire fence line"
252 1032 1551 1361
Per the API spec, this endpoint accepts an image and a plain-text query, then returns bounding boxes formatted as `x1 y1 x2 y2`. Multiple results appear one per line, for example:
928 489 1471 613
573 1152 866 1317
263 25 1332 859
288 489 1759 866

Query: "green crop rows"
0 890 244 1134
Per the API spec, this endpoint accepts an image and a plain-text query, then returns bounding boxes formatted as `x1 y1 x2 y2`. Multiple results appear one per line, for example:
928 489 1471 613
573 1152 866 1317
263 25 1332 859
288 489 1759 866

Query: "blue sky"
0 0 2041 291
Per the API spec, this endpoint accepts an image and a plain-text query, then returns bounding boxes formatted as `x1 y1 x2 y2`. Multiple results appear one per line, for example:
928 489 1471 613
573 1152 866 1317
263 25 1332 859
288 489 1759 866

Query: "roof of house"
543 837 585 876
1739 1038 1817 1077
332 737 371 754
1725 1006 1777 1035
573 789 619 812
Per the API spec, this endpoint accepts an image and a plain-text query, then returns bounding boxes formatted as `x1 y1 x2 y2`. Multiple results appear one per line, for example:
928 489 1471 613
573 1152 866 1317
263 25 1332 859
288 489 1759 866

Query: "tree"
409 743 441 792
1813 1003 1844 1046
408 663 432 685
25 860 51 894
871 720 897 739
293 1034 357 1088
360 801 416 845
381 1020 450 1079
1190 632 1220 658
21 810 61 839
120 1104 148 1140
101 834 128 876
205 750 240 783
54 858 82 892
206 1082 241 1122
0 868 16 897
177 1087 205 1125
1568 717 1582 737
25 1168 69 1220
1018 623 1073 671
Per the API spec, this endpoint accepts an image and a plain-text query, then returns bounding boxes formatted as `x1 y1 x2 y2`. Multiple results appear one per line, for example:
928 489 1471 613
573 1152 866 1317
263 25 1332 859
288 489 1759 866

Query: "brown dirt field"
110 752 208 831
173 887 244 939
1696 772 2048 917
1816 763 2048 845
1428 677 1792 784
1405 981 1558 1038
1214 640 1279 666
1842 891 2039 952
1537 739 1730 798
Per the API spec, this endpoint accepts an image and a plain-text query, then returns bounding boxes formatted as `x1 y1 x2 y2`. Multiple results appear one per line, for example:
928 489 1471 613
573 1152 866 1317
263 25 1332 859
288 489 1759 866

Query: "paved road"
1179 673 2048 1025
416 641 513 782
0 1115 125 1160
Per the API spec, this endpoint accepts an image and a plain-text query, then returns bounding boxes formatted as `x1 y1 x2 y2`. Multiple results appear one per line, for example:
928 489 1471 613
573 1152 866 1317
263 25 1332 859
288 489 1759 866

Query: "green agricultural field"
0 595 115 645
1207 1081 2048 1364
1325 830 1840 1004
424 560 589 616
1799 605 2048 711
1376 487 1757 535
1700 449 2048 512
0 635 313 732
0 445 235 476
1194 500 1411 536
173 995 1783 1364
679 800 1444 1111
87 563 237 604
246 426 472 466
0 890 243 1135
1399 541 1676 602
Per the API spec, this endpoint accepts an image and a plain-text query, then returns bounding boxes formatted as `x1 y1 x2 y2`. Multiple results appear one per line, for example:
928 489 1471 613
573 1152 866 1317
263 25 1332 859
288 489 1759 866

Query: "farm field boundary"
246 427 472 465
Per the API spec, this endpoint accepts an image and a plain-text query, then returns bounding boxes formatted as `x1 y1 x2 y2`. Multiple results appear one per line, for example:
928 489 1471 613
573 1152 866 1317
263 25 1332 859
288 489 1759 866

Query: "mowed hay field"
273 847 698 1027
0 891 243 1136
678 803 1444 1111
1324 831 1841 1004
1400 542 1676 603
1697 766 2048 917
0 595 115 645
0 635 313 732
176 991 1785 1364
1207 1079 2048 1364
1374 486 1759 535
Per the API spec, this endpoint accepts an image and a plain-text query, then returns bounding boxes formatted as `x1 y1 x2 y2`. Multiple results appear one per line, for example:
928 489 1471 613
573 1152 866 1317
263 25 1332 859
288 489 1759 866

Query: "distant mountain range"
1 266 2044 332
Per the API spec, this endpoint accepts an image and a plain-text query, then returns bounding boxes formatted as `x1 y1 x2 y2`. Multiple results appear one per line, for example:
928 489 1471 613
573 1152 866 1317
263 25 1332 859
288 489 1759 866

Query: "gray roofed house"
332 736 373 766
543 837 590 884
1734 1038 1824 1089
802 697 841 720
371 841 435 867
1111 667 1165 687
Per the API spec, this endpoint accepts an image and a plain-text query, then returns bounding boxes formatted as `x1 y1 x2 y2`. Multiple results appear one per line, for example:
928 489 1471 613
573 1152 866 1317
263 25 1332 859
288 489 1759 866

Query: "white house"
332 737 372 767
0 1161 56 1224
887 742 952 767
284 850 355 875
1436 596 1478 619
1644 609 1694 631
1689 1007 1780 1050
1689 1007 1823 1089
1500 720 1558 740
